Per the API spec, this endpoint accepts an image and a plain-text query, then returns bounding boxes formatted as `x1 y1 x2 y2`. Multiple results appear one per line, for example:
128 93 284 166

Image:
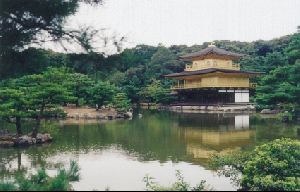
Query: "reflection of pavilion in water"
176 113 255 161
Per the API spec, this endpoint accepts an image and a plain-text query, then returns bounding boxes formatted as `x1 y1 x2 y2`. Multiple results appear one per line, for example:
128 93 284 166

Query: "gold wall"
174 74 250 89
186 58 240 71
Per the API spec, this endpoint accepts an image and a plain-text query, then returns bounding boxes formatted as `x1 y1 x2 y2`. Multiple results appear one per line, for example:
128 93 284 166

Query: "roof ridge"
180 46 245 59
165 68 264 78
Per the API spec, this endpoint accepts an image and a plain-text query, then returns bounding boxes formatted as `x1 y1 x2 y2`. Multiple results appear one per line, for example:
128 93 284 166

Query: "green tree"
66 73 94 107
212 138 300 191
68 53 106 76
146 46 184 80
0 88 28 135
109 71 126 86
139 80 172 104
262 52 288 71
118 45 158 71
16 68 74 138
112 93 131 113
0 48 70 80
89 81 117 109
123 67 145 103
285 34 300 64
0 0 102 79
256 61 300 112
242 139 300 191
0 0 102 52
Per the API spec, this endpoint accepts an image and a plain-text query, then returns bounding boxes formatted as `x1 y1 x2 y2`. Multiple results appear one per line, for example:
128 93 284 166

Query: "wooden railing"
249 83 257 89
172 82 258 90
185 63 241 71
232 63 240 70
172 83 202 89
172 84 184 89
185 64 193 71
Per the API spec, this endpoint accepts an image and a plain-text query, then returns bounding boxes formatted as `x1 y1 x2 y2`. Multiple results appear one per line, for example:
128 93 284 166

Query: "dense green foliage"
212 138 300 191
256 34 300 114
0 67 130 136
139 80 174 104
0 68 76 137
0 161 80 191
144 170 207 191
1 0 300 114
66 72 95 106
257 61 300 110
0 0 103 78
0 89 28 135
112 93 131 113
1 0 300 119
89 81 117 108
2 33 300 113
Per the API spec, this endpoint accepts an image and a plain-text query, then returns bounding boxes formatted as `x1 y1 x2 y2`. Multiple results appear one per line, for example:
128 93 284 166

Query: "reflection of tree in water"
0 110 299 176
177 113 235 129
0 145 66 180
0 148 25 179
250 116 299 143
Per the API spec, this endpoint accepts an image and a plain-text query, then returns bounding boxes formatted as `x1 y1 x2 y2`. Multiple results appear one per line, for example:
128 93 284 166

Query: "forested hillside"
1 33 300 112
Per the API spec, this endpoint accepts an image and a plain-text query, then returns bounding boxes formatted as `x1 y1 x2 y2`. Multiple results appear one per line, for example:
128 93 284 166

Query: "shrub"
0 161 80 191
0 182 17 191
48 169 69 191
242 138 300 191
139 80 174 104
67 160 80 182
143 170 207 191
112 93 131 113
212 138 300 191
277 111 293 122
89 81 117 108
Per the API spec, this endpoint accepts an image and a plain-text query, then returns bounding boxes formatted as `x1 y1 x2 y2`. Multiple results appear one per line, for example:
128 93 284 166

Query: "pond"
0 110 299 191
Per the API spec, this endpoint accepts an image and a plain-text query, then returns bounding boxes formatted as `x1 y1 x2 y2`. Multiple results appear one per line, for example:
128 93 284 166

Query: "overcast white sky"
57 0 300 53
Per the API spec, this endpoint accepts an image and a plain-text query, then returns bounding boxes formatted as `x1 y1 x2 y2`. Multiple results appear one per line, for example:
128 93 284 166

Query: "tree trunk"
33 107 44 138
32 116 41 138
16 116 22 136
17 149 22 171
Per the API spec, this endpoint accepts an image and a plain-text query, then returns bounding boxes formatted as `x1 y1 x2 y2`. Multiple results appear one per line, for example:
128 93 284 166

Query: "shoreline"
64 106 133 120
0 133 53 148
0 106 132 148
140 103 256 113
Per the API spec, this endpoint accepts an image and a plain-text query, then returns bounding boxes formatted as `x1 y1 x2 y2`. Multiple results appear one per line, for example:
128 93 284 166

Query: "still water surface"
0 110 299 191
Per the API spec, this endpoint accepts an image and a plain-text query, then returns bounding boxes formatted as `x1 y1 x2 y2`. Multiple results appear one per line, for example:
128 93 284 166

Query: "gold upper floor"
171 73 257 90
185 58 240 71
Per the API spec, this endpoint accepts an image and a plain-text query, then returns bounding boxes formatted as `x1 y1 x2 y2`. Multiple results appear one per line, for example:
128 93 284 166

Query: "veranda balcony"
171 82 258 90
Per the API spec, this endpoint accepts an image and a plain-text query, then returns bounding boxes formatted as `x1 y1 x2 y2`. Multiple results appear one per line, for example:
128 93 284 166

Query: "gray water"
0 110 299 191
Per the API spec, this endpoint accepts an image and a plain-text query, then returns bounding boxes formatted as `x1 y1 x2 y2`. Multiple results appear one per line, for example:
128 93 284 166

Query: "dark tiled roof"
164 68 264 78
180 46 245 59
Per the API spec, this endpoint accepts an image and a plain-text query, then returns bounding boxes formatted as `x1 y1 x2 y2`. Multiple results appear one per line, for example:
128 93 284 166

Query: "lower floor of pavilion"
172 89 252 105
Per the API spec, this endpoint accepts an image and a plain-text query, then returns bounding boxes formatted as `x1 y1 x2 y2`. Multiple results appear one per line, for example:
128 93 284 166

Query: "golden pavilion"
165 44 263 104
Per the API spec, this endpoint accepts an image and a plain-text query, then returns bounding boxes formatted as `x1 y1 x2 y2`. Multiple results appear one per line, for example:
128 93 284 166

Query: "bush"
47 170 69 191
212 138 300 191
277 111 293 122
143 170 208 191
67 160 80 182
0 161 80 191
242 138 300 191
112 93 131 113
89 81 117 108
0 183 17 191
139 80 174 104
